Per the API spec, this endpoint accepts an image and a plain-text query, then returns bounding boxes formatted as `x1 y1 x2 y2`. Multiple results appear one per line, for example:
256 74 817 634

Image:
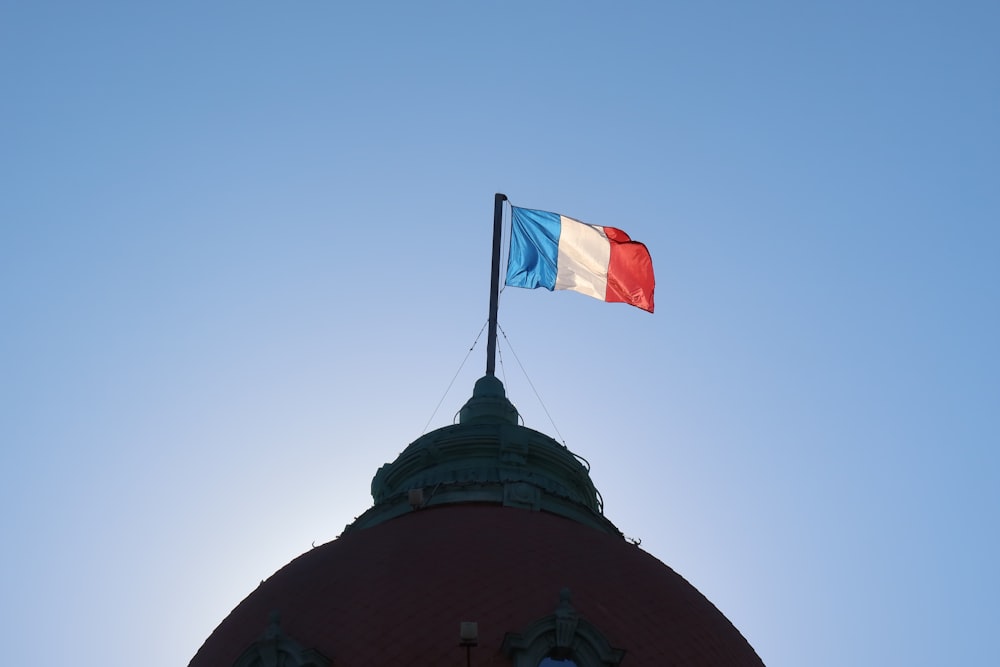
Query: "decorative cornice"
232 612 331 667
502 588 626 666
344 377 620 536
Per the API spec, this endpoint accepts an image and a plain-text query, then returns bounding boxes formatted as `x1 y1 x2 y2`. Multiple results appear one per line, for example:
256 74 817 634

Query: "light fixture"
459 621 478 646
459 621 478 667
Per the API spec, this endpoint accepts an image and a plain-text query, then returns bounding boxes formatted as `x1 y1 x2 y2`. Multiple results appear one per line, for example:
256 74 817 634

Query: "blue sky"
2 2 998 665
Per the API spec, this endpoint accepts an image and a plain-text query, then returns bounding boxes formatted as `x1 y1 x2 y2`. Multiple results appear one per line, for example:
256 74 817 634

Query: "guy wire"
422 320 488 434
497 324 566 445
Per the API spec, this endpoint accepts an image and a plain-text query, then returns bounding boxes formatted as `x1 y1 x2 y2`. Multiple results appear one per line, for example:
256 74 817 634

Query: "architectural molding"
502 589 626 667
232 611 331 667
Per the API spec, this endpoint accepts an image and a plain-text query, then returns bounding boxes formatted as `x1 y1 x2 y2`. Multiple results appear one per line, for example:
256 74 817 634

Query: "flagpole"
486 192 507 376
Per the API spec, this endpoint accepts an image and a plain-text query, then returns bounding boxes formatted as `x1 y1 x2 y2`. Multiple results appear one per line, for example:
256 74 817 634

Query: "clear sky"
2 2 998 665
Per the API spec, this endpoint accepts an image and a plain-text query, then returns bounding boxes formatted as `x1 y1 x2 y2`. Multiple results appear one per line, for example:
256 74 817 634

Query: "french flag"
505 206 655 313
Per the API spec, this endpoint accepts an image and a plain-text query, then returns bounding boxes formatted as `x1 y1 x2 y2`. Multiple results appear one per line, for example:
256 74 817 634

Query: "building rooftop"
189 377 763 666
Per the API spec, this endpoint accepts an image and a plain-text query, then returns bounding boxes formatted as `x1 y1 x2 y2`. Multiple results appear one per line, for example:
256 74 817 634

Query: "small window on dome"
503 589 623 667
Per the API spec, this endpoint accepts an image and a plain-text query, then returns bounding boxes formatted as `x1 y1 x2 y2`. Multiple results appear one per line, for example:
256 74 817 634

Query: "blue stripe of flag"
506 207 561 291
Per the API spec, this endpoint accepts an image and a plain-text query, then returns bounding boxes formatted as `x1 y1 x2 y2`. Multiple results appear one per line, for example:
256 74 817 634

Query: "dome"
189 378 763 666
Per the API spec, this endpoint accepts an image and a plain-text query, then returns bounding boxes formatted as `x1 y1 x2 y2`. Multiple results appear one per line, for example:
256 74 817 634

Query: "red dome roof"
191 379 763 666
190 503 763 666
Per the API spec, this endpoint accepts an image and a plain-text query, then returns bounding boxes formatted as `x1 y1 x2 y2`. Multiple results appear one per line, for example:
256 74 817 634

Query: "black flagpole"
486 192 507 376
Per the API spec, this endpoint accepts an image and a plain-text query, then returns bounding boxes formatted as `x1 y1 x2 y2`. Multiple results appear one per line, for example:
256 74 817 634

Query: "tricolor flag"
505 206 655 313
